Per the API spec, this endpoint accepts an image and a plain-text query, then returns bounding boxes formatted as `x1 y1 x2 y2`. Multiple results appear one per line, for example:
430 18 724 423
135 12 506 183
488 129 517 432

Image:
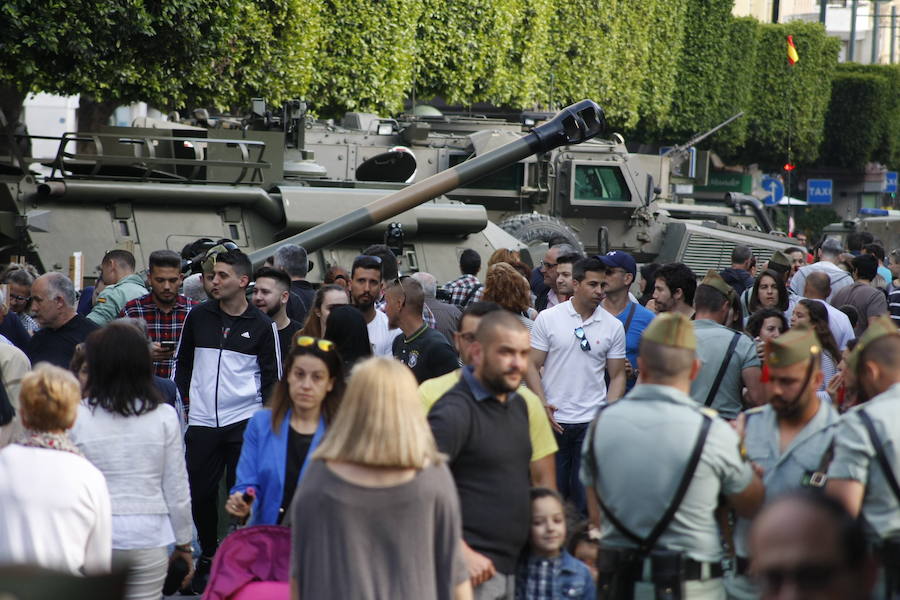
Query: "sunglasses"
296 336 334 352
574 327 591 352
9 294 30 302
541 261 557 269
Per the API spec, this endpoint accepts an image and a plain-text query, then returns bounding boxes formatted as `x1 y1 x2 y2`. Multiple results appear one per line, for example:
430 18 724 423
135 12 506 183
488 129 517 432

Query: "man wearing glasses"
534 244 579 313
527 256 626 515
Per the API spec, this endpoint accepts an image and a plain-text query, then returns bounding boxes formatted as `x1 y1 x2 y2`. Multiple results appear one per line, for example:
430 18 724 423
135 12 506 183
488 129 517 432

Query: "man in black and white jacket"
174 249 280 592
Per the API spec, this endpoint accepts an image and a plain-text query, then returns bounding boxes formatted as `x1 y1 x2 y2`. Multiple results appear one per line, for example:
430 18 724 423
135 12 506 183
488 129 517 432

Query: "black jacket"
174 300 281 428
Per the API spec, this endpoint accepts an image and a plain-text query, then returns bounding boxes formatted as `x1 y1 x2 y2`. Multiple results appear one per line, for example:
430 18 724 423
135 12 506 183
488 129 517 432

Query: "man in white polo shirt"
527 256 626 515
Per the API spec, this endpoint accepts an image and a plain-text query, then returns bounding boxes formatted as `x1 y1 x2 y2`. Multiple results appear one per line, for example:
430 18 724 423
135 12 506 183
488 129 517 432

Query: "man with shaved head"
801 271 854 351
429 310 533 598
385 277 459 383
749 491 876 600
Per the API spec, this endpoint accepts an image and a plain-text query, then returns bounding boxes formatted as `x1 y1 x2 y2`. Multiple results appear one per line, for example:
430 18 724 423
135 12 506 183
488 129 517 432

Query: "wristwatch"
175 544 194 554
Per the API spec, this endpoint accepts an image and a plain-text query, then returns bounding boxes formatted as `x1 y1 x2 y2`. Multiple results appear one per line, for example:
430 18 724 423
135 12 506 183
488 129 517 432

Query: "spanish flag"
787 35 799 65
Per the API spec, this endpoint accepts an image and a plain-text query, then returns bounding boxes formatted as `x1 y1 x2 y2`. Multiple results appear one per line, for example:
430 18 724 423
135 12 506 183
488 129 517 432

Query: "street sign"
761 176 784 206
807 179 833 205
886 171 898 194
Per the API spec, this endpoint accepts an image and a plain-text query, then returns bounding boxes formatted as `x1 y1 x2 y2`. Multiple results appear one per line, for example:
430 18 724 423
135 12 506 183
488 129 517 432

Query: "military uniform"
726 328 839 600
581 313 754 599
690 272 759 419
829 315 900 599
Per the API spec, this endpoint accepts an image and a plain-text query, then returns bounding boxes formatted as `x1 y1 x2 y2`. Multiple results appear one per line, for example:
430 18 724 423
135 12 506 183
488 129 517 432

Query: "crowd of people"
0 228 898 599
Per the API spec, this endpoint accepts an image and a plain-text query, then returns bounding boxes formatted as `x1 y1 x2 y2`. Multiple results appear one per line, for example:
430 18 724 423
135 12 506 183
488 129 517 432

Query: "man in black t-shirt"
27 272 99 368
253 267 302 361
428 310 532 597
385 277 460 383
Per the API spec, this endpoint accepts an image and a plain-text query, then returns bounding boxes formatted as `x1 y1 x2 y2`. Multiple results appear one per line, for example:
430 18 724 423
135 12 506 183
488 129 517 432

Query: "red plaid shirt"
121 294 197 378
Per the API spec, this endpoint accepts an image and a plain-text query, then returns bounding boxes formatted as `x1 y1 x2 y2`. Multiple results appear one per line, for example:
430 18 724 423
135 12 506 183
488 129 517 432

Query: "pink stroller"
201 525 291 600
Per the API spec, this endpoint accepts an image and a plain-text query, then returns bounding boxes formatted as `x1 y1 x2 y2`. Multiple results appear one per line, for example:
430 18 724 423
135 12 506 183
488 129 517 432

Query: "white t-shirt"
367 309 401 357
531 300 626 423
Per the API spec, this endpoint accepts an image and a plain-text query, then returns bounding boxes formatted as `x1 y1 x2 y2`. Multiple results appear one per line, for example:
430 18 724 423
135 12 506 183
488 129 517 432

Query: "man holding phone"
121 250 198 378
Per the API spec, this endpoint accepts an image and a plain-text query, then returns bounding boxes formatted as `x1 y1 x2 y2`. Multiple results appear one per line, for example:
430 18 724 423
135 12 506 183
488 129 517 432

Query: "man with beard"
727 326 840 599
429 310 533 599
348 254 400 356
652 262 696 317
251 267 302 360
121 249 197 378
419 301 557 490
384 276 459 383
828 315 900 597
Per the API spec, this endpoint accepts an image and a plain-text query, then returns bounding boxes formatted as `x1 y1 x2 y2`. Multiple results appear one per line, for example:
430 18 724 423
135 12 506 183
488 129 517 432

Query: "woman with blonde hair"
290 357 471 600
482 262 537 328
0 364 111 574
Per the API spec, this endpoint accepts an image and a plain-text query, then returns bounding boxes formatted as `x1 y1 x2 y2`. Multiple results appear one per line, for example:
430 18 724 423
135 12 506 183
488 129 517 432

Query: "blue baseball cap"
595 251 636 278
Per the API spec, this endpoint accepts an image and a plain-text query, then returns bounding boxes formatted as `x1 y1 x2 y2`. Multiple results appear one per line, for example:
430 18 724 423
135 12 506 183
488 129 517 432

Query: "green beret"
700 269 736 302
642 312 696 350
768 250 791 273
847 314 899 373
202 244 231 275
765 325 820 368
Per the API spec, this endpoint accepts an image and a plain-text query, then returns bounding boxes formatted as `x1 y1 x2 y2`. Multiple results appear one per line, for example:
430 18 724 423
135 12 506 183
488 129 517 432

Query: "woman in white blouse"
70 322 193 599
0 364 111 574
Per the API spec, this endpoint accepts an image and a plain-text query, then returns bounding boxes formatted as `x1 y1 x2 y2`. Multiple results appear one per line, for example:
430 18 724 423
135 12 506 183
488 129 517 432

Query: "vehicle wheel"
498 213 584 252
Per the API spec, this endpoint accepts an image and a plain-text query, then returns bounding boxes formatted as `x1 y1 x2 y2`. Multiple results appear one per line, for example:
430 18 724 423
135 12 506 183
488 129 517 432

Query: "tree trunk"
0 85 27 126
0 85 29 162
76 96 121 154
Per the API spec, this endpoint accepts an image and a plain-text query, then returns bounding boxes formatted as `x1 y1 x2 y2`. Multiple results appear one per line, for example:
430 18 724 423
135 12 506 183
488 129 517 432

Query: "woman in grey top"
70 322 194 599
291 357 471 600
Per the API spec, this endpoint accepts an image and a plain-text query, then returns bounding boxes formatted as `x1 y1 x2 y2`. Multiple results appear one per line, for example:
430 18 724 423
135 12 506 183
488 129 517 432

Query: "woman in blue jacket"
226 336 345 525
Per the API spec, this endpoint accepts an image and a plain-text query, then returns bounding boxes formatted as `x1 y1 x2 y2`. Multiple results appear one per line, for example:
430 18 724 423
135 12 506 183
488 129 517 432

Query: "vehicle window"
574 165 631 202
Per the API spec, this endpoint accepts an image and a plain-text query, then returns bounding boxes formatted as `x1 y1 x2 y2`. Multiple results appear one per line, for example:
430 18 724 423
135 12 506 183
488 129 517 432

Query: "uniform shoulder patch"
96 297 106 303
699 407 718 418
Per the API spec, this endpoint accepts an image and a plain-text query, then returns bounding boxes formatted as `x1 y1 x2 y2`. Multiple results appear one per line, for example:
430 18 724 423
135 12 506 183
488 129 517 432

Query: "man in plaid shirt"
121 250 197 379
443 249 483 308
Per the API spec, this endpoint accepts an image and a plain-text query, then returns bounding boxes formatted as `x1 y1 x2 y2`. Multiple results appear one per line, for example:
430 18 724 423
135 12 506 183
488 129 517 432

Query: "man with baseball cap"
598 251 654 391
727 326 840 599
690 270 763 418
828 315 900 596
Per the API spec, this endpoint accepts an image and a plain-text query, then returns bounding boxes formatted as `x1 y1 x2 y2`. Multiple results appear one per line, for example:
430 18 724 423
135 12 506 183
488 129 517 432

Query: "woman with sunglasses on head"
226 336 345 526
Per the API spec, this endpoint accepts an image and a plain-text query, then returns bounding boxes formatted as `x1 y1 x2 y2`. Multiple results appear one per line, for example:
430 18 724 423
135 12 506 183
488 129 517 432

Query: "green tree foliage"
822 64 900 170
740 22 840 167
314 0 419 116
0 0 322 119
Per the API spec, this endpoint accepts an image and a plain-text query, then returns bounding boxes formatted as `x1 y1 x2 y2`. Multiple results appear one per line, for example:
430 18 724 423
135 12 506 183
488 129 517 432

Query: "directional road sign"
807 179 833 205
886 171 898 194
761 176 784 206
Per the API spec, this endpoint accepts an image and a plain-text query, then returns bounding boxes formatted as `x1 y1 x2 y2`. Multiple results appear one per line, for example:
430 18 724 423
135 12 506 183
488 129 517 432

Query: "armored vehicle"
823 209 900 252
0 101 604 283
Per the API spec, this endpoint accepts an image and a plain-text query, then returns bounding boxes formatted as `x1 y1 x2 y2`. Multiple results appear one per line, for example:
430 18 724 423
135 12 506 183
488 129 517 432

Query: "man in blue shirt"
598 251 654 391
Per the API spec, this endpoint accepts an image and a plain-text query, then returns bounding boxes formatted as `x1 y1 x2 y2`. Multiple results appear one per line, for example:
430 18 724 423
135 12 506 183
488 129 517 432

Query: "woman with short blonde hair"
291 357 470 600
0 364 112 574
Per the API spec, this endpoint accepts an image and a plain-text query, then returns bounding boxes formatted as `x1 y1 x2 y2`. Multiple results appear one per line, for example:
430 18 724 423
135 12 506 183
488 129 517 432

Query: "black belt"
600 551 723 581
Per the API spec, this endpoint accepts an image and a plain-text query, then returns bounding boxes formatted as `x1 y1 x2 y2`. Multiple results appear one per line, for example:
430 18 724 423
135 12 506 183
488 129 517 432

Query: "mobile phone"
161 341 177 351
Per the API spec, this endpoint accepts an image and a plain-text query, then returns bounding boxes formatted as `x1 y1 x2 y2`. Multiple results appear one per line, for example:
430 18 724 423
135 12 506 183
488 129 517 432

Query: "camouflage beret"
765 325 820 368
641 312 696 350
847 314 900 373
699 269 736 302
202 244 232 275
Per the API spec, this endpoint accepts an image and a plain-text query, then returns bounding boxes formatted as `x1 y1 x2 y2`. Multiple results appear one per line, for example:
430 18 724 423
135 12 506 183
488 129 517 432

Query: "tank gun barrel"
248 100 605 265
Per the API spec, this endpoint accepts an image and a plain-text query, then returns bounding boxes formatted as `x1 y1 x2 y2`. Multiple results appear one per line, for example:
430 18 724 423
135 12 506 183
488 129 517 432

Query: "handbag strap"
704 332 741 407
858 410 900 506
586 405 713 555
622 302 637 333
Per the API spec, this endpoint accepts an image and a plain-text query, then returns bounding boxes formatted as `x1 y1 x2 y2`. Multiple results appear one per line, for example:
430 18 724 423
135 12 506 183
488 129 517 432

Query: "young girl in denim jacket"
516 488 596 599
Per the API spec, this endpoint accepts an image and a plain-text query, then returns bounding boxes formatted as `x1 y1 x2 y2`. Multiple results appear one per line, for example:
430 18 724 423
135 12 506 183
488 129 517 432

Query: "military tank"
0 100 605 282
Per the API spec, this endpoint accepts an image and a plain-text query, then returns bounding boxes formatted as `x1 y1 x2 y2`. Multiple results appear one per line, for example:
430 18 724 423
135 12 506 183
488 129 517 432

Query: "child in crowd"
516 488 596 599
